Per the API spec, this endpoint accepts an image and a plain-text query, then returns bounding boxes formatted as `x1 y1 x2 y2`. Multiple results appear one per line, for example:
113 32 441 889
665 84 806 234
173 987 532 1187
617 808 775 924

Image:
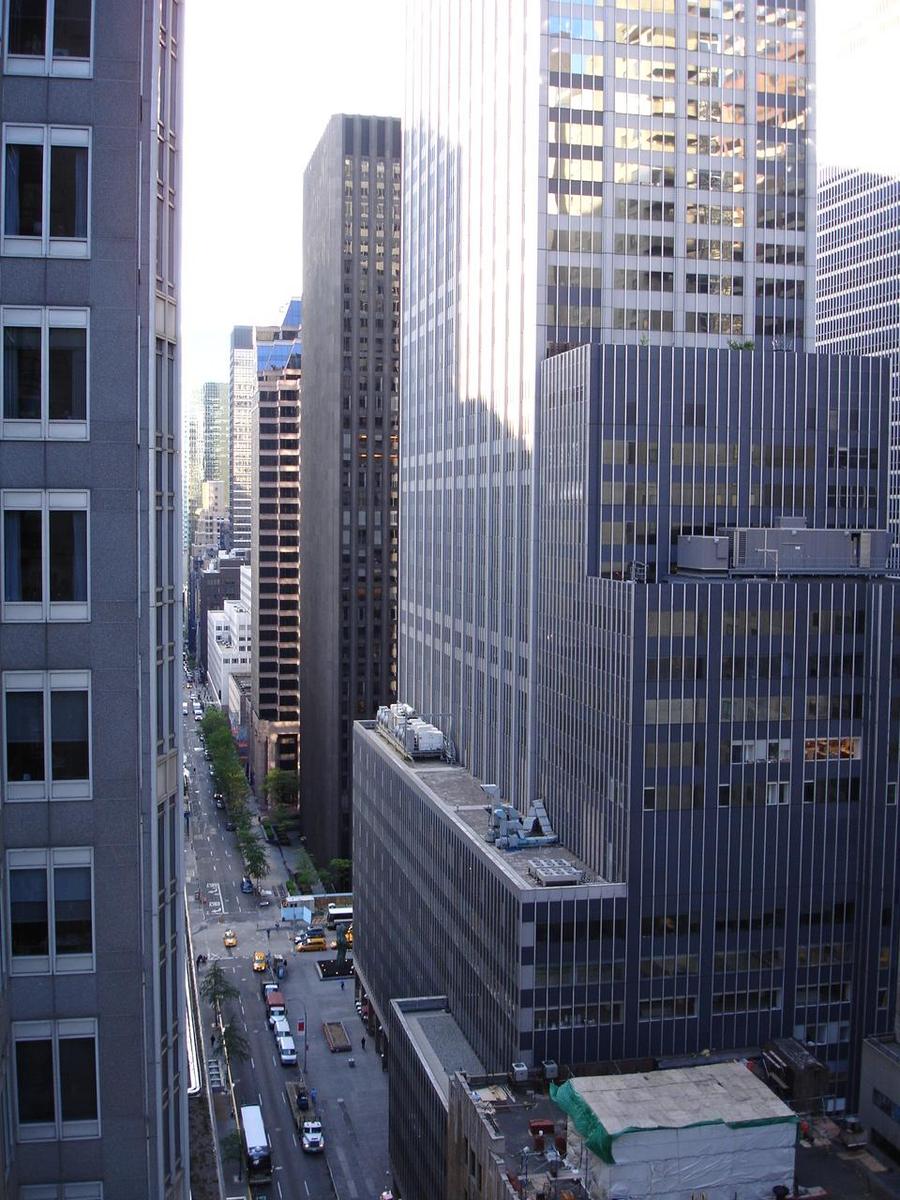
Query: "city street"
182 682 391 1200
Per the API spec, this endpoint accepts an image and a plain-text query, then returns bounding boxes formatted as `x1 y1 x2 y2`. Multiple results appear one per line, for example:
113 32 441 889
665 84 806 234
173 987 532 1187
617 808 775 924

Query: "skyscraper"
0 0 186 1194
200 379 229 497
300 114 401 861
817 168 900 564
400 0 814 807
249 303 302 788
351 6 900 1184
229 325 256 556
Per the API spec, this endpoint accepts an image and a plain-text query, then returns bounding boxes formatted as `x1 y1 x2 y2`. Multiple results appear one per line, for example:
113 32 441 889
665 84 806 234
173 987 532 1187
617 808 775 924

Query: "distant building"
193 560 243 672
191 480 227 558
300 114 401 861
207 599 252 706
817 167 900 564
200 380 229 499
229 325 256 555
183 391 203 551
249 303 302 789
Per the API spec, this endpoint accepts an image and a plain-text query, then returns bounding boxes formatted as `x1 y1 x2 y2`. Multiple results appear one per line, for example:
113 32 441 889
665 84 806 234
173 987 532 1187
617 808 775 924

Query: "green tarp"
549 1079 799 1165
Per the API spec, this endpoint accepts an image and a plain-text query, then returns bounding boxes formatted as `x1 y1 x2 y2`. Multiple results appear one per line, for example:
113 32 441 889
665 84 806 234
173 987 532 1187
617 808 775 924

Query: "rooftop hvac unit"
510 1062 528 1084
542 1059 558 1081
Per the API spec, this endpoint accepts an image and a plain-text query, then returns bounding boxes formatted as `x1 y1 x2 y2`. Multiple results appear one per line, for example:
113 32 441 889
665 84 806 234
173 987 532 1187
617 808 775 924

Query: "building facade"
207 600 251 708
300 114 401 861
229 325 256 556
249 304 301 789
0 0 187 1194
182 392 203 553
400 0 815 811
191 560 242 673
355 346 900 1117
817 167 900 564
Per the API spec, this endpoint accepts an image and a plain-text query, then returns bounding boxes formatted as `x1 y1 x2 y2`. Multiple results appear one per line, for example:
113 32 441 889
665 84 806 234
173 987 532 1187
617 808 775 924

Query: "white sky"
181 0 898 397
181 0 404 396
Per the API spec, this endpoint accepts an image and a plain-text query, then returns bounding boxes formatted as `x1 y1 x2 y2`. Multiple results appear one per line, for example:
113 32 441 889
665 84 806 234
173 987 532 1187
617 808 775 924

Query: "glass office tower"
400 0 814 804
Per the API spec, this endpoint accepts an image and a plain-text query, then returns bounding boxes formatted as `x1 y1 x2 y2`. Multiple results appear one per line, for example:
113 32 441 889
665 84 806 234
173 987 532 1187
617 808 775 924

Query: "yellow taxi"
252 950 268 972
223 928 237 948
296 936 327 953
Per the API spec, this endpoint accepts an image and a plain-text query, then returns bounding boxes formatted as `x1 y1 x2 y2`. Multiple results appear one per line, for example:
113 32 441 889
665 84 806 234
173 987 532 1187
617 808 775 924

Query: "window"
8 848 93 974
21 1187 103 1200
6 0 93 75
3 670 91 799
13 1018 99 1140
1 307 88 438
2 125 90 257
2 490 89 621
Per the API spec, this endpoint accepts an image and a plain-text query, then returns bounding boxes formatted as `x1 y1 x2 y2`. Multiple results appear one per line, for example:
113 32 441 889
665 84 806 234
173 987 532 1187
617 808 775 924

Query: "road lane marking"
250 1057 255 1069
277 1182 283 1200
303 1183 309 1196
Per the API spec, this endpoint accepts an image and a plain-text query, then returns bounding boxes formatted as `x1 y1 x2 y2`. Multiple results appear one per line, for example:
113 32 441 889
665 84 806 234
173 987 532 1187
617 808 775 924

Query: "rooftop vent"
485 800 559 851
526 858 585 886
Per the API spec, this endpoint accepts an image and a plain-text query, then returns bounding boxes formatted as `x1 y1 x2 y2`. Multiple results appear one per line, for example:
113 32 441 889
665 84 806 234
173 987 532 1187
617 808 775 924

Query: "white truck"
286 1079 324 1153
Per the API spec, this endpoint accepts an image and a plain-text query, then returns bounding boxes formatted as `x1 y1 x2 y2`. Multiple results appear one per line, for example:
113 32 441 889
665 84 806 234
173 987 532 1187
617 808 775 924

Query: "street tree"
264 768 299 807
221 1020 250 1064
241 837 269 889
198 961 238 1014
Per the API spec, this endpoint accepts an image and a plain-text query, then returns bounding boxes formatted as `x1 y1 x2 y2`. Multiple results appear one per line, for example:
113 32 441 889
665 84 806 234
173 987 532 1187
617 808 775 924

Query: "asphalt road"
183 681 391 1200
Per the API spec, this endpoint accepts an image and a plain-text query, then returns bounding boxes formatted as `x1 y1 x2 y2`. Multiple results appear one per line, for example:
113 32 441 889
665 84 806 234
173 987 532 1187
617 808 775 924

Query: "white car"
276 1034 297 1066
271 1016 291 1040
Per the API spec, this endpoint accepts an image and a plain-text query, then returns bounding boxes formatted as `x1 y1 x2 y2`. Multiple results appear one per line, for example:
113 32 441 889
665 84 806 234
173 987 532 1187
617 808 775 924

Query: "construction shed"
552 1060 797 1200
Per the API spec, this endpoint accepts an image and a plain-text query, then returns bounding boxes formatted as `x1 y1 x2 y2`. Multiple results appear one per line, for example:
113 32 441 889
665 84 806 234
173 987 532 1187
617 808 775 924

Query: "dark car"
240 876 254 894
225 820 237 832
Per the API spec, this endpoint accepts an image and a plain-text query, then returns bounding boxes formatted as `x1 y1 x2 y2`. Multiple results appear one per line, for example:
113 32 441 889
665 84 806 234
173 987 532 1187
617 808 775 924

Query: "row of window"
5 0 92 75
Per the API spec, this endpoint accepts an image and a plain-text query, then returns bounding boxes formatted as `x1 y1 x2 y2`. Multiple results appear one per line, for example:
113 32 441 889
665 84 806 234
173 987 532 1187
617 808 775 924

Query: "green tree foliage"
327 858 352 890
221 1020 250 1064
198 961 239 1013
263 768 299 806
240 836 270 888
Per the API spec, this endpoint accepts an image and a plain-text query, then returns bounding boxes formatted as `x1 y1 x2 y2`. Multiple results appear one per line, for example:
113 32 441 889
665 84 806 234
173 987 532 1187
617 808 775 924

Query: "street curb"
186 892 229 1200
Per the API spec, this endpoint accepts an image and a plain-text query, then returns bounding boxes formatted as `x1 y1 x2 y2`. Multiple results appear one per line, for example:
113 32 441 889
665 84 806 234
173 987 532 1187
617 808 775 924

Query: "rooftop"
358 722 621 896
391 999 485 1106
566 1061 793 1135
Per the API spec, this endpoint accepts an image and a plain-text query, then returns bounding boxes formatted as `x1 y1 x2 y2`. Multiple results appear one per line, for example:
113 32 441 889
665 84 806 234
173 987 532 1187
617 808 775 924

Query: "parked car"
252 950 268 973
296 936 327 953
225 820 237 832
240 877 255 894
271 1016 291 1040
276 1034 297 1066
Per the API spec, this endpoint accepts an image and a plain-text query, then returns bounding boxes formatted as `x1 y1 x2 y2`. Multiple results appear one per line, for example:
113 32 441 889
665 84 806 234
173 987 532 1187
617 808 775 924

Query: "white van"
276 1035 297 1066
271 1016 290 1040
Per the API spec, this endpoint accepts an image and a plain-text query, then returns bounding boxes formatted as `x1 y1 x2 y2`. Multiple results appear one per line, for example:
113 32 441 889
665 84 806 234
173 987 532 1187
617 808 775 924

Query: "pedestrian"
196 953 202 968
210 1032 216 1048
361 1036 366 1051
340 980 345 991
310 1088 317 1105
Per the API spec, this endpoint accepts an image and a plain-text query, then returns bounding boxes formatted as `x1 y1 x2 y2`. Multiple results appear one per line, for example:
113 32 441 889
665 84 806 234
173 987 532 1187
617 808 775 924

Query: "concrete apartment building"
300 114 401 861
249 304 302 787
0 1 187 1195
229 325 256 557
